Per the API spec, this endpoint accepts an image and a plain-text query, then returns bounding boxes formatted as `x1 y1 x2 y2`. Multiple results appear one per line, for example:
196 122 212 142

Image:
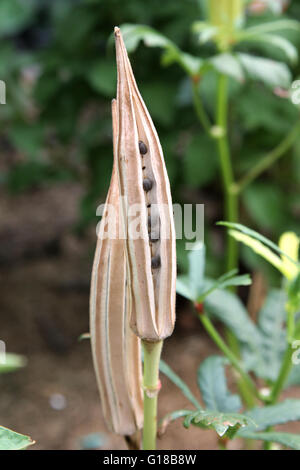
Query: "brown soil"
0 183 299 450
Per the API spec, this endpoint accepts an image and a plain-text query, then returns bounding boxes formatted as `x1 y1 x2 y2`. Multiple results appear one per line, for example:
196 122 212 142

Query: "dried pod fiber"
90 100 143 435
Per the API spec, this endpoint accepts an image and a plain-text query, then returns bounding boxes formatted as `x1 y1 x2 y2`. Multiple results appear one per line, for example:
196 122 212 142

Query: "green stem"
216 73 238 273
191 80 211 134
199 313 261 403
142 340 163 450
235 121 300 194
270 344 293 405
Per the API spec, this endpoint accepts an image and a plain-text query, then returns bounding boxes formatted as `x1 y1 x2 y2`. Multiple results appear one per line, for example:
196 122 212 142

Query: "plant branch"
235 121 300 194
142 340 163 450
215 73 239 273
198 313 262 403
191 80 212 134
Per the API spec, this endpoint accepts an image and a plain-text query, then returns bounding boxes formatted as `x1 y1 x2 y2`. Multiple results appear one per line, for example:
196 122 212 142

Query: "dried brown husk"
114 27 176 341
89 100 143 435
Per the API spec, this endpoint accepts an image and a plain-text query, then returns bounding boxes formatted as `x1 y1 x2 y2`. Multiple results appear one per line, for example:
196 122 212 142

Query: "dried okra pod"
89 100 143 435
114 27 176 342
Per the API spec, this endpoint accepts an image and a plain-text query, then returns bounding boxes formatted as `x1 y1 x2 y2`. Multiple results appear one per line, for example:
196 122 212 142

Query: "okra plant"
90 20 300 450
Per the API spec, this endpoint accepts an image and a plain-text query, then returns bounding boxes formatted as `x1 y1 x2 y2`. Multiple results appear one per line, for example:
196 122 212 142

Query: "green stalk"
191 80 211 134
235 121 300 194
142 340 163 450
216 73 238 273
199 313 261 403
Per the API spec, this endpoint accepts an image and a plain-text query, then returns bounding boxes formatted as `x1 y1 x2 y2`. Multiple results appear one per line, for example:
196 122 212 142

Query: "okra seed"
139 140 148 155
151 255 161 269
150 234 159 243
143 178 153 192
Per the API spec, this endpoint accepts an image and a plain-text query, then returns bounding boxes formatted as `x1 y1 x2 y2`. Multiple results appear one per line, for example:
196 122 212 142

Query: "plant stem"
199 313 261 403
191 80 211 134
216 73 238 273
142 340 163 450
270 344 293 405
235 121 300 194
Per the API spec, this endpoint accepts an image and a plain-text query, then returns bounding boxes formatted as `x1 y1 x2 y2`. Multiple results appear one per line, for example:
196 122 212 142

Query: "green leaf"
209 53 244 82
238 19 300 38
240 33 298 64
188 242 206 300
140 82 177 126
198 270 251 301
242 183 287 232
119 23 171 53
217 222 300 269
238 431 300 450
242 399 300 432
87 59 116 97
0 353 27 374
118 23 203 77
159 359 201 409
204 288 261 350
184 134 218 188
183 409 255 437
0 0 36 35
197 356 242 413
255 290 287 381
237 53 291 89
0 426 34 450
192 21 218 44
159 410 191 435
176 275 195 301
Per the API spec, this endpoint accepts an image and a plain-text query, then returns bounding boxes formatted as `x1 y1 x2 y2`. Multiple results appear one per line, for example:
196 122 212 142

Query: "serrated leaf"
237 53 291 89
183 409 254 437
0 426 34 450
204 288 261 350
255 290 287 381
241 399 300 432
159 359 201 409
239 430 300 450
197 356 242 413
198 270 251 301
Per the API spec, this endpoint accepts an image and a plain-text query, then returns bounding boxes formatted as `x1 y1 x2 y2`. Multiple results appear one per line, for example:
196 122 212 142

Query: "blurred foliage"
0 0 299 277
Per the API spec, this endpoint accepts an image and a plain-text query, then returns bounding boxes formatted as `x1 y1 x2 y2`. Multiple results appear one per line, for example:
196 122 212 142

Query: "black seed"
147 204 151 208
139 141 148 155
149 234 159 243
143 178 153 192
142 166 146 170
151 255 161 269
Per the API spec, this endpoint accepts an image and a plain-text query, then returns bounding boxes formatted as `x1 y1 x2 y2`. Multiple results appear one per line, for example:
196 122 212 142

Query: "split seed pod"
90 100 143 435
114 27 176 341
